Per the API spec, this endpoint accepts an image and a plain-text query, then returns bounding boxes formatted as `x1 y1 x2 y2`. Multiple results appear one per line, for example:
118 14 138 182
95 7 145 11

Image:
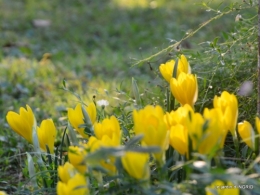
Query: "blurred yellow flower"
57 173 89 195
133 105 168 164
238 121 255 150
159 54 191 83
213 91 238 136
68 145 88 174
202 108 226 152
0 191 8 195
87 136 117 174
58 162 77 183
206 180 239 195
170 72 198 107
37 119 57 153
67 102 96 138
94 115 121 145
164 104 193 128
164 105 192 157
186 108 224 155
6 105 35 143
121 151 150 180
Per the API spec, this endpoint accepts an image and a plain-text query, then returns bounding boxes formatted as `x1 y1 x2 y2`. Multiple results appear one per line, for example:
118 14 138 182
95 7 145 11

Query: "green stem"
233 131 241 166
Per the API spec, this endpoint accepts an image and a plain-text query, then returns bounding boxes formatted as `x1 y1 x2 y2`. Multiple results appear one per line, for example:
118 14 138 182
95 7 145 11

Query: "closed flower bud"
6 105 35 143
170 72 198 107
121 151 150 180
238 121 255 150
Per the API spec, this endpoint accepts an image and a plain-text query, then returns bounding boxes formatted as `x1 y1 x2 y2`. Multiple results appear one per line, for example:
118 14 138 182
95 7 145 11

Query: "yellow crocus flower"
213 91 238 136
87 136 117 174
186 108 224 155
205 180 239 195
67 102 96 138
159 54 191 83
6 105 35 143
58 162 77 183
170 72 198 107
164 104 192 157
201 108 226 153
37 119 57 153
133 105 168 164
68 145 88 174
238 121 255 150
94 115 121 145
57 173 89 195
121 151 150 180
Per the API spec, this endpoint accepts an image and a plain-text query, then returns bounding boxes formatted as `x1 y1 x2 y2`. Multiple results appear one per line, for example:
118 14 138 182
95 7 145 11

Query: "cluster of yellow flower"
4 54 259 195
5 102 150 194
159 55 260 154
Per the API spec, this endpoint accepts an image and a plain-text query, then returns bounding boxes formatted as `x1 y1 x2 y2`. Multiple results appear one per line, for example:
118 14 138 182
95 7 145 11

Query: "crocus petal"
255 117 260 135
58 162 77 183
86 102 96 125
37 119 56 153
169 124 188 156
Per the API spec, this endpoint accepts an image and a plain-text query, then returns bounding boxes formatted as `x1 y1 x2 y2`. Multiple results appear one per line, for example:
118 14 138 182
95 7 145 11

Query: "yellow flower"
206 180 239 195
67 102 96 138
57 173 89 195
187 108 224 155
159 54 191 83
164 104 193 128
37 119 57 153
213 91 238 136
58 162 77 183
238 121 255 150
169 124 188 156
6 105 35 143
186 111 204 152
170 72 198 107
68 145 88 174
87 136 117 174
255 117 260 134
94 115 121 145
133 105 168 164
121 151 150 180
164 105 192 157
0 191 8 195
201 108 226 153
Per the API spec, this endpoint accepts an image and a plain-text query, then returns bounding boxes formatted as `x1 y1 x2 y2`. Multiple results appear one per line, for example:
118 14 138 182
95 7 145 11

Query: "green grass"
0 0 258 193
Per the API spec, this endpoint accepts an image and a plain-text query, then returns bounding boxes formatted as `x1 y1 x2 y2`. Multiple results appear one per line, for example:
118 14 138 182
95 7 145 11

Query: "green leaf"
67 122 79 145
81 104 94 136
26 152 37 188
125 134 144 149
132 77 142 110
